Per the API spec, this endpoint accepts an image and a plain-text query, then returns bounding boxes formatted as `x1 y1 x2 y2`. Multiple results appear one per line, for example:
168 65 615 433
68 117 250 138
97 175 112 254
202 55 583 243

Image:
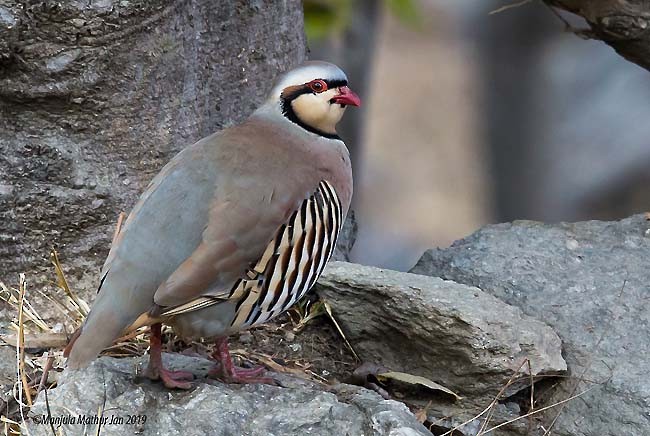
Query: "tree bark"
546 0 650 72
0 0 306 292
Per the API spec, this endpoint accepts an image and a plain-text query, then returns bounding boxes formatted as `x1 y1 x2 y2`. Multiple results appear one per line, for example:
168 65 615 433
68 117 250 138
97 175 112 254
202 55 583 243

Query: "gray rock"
28 354 430 436
316 262 567 434
333 210 358 262
411 214 650 436
0 345 13 386
0 345 14 406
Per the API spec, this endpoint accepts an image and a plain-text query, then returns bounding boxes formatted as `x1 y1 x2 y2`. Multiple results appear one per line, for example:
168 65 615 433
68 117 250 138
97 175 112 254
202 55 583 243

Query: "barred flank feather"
161 180 343 330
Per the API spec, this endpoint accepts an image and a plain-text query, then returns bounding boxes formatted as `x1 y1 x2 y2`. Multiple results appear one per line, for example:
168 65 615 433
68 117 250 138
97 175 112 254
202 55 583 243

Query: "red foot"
157 368 194 390
210 337 275 385
207 363 266 379
146 323 194 389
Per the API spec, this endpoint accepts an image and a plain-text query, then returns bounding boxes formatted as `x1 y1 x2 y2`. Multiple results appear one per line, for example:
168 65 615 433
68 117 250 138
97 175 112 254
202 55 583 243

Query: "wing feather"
159 181 344 330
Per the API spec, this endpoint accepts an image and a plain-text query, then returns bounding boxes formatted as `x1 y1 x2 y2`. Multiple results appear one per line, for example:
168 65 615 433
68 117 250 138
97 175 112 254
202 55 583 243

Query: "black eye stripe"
282 79 348 101
308 79 348 90
325 79 347 88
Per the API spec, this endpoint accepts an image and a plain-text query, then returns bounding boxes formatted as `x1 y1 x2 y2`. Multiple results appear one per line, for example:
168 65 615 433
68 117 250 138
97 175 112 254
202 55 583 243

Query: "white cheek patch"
291 90 345 134
326 102 345 122
321 88 338 102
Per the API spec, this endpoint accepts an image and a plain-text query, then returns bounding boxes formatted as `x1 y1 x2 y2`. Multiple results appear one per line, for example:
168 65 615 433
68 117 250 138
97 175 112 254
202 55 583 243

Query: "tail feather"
65 292 143 369
63 327 82 358
123 311 163 335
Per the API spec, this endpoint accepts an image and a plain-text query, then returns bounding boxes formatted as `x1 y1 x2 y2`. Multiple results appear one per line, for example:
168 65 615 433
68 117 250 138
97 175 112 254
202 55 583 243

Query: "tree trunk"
546 0 650 73
476 1 559 222
0 1 306 293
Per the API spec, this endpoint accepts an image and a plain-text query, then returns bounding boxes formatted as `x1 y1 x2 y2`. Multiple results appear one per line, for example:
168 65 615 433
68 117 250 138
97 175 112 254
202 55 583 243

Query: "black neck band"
281 98 341 140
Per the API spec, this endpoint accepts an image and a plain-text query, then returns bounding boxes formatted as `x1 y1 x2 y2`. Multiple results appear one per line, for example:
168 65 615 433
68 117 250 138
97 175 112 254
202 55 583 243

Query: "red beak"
332 86 361 107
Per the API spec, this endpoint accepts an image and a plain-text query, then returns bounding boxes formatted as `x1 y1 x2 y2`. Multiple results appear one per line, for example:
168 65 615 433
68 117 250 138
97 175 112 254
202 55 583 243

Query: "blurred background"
305 0 650 270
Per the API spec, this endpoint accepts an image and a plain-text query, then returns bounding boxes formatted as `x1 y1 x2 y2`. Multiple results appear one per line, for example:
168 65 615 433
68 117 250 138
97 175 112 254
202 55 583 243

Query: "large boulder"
411 214 650 436
317 262 567 435
28 354 430 436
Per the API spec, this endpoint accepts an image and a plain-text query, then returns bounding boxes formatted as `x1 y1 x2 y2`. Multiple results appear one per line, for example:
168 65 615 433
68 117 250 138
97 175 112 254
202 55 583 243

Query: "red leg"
146 323 194 389
209 337 275 384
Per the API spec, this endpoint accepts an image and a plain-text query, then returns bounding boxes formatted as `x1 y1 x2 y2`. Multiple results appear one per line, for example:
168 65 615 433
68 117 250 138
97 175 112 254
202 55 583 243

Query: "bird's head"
267 61 361 139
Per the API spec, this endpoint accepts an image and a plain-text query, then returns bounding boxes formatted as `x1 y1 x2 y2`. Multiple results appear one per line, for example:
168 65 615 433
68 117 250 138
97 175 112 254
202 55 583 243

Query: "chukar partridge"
65 61 360 388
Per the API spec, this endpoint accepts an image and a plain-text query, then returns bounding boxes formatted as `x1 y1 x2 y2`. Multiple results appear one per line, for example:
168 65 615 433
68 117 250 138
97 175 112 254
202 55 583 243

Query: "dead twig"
50 250 88 318
16 275 32 408
489 0 533 15
37 353 55 395
1 282 50 332
322 300 359 361
230 349 327 383
484 383 602 434
2 333 68 350
111 212 126 246
542 279 627 435
43 387 57 436
476 358 530 435
527 358 535 434
441 359 529 436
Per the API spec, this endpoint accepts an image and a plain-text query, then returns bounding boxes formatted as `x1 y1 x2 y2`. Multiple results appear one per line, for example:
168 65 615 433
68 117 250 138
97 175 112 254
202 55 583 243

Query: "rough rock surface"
411 214 650 436
0 345 14 407
0 346 13 386
28 354 429 436
333 210 358 262
316 262 567 433
0 1 306 296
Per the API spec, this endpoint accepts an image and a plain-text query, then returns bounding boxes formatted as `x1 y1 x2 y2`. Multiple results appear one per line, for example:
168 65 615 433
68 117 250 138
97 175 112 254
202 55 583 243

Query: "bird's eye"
308 80 328 93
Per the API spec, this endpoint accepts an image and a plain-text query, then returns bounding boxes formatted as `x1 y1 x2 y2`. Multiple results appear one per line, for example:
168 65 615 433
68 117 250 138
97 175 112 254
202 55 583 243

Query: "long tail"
65 289 144 369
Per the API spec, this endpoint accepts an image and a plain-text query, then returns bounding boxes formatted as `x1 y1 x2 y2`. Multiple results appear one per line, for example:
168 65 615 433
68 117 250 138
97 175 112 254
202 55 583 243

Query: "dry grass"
488 0 533 15
424 366 610 436
0 249 358 436
0 250 153 436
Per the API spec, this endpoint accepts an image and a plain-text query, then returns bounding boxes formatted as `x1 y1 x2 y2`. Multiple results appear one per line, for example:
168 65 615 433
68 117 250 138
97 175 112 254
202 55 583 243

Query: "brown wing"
152 176 305 307
160 180 343 330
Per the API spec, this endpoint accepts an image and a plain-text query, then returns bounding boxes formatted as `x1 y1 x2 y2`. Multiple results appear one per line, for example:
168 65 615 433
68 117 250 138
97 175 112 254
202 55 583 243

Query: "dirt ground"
167 304 359 385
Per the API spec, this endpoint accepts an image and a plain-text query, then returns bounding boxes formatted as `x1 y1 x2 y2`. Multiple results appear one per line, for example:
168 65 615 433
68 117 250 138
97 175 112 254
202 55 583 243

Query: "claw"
157 368 194 390
210 337 275 385
208 363 267 379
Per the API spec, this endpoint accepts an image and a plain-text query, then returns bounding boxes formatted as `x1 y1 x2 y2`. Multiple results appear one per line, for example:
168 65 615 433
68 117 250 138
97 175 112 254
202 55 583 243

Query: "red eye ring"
307 79 328 93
